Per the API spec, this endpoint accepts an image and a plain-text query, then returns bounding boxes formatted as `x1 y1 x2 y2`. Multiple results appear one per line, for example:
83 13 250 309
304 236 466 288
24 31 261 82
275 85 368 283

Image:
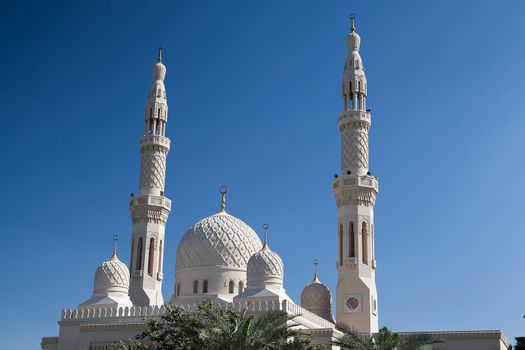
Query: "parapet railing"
61 299 335 330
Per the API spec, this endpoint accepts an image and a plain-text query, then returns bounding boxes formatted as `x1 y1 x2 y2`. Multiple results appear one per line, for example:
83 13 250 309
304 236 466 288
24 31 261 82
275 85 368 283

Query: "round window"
346 297 359 310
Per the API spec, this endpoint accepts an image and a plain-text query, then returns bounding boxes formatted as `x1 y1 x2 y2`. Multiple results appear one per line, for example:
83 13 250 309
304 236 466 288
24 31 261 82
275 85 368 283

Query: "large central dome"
176 211 262 270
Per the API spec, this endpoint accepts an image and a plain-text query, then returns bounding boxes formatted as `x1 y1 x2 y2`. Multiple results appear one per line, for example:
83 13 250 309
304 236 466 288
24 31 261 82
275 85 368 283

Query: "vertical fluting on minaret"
333 15 379 334
129 47 172 306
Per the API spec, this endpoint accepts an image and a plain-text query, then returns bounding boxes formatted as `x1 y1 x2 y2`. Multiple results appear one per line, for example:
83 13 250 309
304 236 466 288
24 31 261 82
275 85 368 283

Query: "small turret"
80 235 133 309
300 260 335 323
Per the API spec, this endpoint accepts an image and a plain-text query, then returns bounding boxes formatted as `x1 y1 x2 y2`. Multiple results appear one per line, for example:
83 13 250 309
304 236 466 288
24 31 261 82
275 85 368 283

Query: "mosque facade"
41 19 510 350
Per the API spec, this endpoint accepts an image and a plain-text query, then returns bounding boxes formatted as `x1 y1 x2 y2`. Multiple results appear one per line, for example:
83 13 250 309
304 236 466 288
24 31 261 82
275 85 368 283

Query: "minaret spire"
262 224 269 251
219 186 228 212
333 16 379 334
157 44 163 62
129 48 172 306
111 234 119 261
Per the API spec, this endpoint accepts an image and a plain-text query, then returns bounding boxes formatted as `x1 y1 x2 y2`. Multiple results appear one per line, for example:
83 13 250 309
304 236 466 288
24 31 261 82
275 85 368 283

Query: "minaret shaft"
129 51 171 306
334 20 379 334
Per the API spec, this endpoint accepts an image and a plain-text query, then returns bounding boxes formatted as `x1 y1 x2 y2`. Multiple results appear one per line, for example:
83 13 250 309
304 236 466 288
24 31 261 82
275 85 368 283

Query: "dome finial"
219 185 228 212
262 223 270 251
350 13 356 33
157 44 164 62
111 234 119 261
312 259 320 283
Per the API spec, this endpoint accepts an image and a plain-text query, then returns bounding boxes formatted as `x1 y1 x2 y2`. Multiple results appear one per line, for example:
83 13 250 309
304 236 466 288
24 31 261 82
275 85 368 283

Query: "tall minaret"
333 16 379 334
128 47 171 306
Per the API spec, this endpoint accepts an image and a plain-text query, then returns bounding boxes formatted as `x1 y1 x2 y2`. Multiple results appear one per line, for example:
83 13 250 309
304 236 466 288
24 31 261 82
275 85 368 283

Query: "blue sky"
1 0 525 349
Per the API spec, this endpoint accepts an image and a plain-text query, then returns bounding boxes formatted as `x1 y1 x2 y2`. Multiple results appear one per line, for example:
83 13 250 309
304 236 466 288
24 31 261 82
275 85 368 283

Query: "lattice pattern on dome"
301 283 332 307
176 213 262 270
140 154 166 191
94 260 130 291
247 250 284 278
342 129 368 171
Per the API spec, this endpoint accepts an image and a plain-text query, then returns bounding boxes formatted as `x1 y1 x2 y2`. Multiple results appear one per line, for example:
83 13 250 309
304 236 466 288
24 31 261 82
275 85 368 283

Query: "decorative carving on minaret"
129 46 172 307
333 15 379 334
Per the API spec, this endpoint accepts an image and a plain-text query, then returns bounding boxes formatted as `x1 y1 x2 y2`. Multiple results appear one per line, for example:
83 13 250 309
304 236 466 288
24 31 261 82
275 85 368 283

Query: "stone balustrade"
61 299 334 330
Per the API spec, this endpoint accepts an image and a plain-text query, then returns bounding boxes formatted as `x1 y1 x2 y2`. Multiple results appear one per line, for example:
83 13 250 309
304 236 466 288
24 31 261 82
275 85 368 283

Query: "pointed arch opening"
193 280 199 294
349 222 355 257
362 222 368 264
228 280 234 294
238 281 244 293
148 238 155 275
136 238 143 271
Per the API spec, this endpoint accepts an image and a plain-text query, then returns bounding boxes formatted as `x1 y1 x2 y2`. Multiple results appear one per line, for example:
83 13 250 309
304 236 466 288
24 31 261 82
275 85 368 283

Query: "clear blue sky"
1 1 524 349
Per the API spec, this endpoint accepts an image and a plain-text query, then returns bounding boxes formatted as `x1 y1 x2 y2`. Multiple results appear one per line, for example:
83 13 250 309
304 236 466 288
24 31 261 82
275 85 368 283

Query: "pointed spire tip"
219 186 228 212
262 224 270 251
157 44 164 62
350 13 356 32
111 234 119 260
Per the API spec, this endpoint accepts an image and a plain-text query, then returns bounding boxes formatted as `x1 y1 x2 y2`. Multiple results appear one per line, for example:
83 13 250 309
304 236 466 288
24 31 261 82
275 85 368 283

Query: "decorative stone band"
333 175 378 207
338 110 371 129
130 195 171 224
335 190 377 207
332 175 378 192
61 299 336 330
140 135 170 154
140 135 171 152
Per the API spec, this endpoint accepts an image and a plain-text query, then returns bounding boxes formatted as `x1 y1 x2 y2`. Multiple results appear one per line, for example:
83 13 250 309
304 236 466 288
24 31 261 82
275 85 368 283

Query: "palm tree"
110 299 322 350
332 324 442 350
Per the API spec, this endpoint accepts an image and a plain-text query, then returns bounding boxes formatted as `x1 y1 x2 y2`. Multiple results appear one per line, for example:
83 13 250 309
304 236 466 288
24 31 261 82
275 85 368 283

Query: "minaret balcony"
140 135 171 152
332 174 378 192
338 110 371 129
129 194 171 211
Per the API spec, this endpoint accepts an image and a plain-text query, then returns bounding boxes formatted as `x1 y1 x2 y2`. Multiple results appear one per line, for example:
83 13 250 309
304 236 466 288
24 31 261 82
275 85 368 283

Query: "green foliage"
108 299 324 350
332 324 443 350
514 337 525 350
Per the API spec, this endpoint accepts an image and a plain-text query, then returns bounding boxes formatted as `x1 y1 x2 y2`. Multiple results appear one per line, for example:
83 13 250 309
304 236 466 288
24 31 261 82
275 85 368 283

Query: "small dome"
93 255 130 296
247 243 284 289
300 274 334 323
176 211 262 270
153 61 166 81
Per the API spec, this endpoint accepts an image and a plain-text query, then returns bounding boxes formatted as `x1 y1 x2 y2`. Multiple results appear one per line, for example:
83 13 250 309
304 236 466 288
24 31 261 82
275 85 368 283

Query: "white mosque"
41 18 511 350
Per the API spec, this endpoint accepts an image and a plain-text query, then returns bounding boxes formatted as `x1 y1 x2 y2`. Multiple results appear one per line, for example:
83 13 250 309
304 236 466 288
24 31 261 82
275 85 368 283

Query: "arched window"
130 239 134 271
339 224 343 266
158 240 163 273
176 283 180 297
349 222 355 257
193 280 198 294
228 280 234 294
148 238 155 275
203 280 208 293
238 281 244 293
136 238 143 271
362 222 368 264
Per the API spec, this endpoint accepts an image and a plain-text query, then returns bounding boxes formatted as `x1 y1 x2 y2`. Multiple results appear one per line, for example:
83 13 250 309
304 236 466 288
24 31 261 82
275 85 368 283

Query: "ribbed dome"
176 211 262 270
300 275 334 323
247 244 284 289
93 255 130 295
